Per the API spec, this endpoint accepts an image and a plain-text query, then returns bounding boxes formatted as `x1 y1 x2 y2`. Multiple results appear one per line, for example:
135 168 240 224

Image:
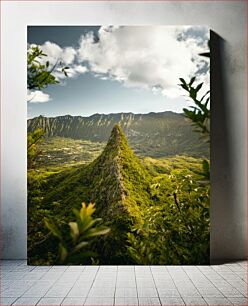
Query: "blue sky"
27 26 209 118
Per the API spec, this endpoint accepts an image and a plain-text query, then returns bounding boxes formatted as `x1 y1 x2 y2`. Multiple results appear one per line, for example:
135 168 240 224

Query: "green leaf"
189 88 197 100
200 90 210 102
73 241 89 252
179 78 187 86
180 84 188 91
84 227 110 238
189 77 196 86
195 83 203 93
44 217 62 240
202 159 210 179
59 243 68 263
69 222 79 242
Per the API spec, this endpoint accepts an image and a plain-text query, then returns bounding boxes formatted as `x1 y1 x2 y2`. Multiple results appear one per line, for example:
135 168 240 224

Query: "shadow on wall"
210 31 243 264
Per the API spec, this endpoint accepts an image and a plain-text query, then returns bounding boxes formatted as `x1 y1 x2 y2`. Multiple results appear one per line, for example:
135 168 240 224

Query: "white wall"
1 1 247 261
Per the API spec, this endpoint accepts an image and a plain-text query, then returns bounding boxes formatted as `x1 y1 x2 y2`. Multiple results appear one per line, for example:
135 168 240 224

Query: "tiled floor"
0 260 247 306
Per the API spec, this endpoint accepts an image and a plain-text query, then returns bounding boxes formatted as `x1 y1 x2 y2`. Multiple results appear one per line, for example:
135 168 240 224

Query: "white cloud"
27 90 51 103
77 26 210 98
74 65 88 74
28 42 87 82
27 26 209 101
37 41 76 66
63 47 77 65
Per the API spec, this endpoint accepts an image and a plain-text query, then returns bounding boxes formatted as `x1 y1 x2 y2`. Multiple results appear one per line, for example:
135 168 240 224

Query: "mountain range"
27 111 209 158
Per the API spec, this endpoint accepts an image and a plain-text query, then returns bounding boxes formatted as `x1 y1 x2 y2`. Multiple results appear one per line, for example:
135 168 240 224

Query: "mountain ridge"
31 124 152 263
28 111 209 158
29 110 181 120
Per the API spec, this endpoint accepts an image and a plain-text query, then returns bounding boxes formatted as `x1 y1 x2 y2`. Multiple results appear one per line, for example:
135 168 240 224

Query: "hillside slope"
29 125 152 264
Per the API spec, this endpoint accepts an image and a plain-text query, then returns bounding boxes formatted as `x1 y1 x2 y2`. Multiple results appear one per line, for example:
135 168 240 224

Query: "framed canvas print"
27 26 210 265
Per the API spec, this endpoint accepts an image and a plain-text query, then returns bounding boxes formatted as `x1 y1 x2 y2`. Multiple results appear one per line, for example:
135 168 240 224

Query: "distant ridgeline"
27 112 209 158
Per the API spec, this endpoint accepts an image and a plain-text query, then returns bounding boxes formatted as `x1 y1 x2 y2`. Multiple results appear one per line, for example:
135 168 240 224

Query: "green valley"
36 137 106 168
28 124 210 265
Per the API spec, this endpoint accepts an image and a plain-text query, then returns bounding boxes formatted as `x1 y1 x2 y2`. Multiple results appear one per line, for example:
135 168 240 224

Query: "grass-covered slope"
87 124 151 219
28 125 209 265
28 125 152 264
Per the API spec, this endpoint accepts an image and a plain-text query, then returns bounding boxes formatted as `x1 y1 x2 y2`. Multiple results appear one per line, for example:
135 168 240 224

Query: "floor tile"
45 285 72 297
115 287 137 298
0 260 246 306
85 297 114 305
118 266 134 272
115 297 138 305
138 287 158 298
217 287 244 297
139 297 161 305
37 297 64 305
12 297 41 305
116 279 136 287
0 297 18 306
61 297 86 305
197 287 224 297
228 297 248 305
182 297 207 305
157 288 180 298
67 285 91 297
136 278 155 287
88 287 115 298
65 266 85 272
160 297 185 305
204 297 233 305
178 289 201 297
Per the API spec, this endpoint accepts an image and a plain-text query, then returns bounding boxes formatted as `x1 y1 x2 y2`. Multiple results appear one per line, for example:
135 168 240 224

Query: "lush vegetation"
27 42 210 265
28 124 210 265
44 203 110 264
35 137 106 169
27 128 46 169
127 168 209 265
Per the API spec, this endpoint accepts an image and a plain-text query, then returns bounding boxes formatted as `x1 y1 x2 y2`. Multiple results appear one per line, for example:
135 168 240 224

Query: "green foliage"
142 155 203 175
194 159 210 181
179 76 210 181
127 168 210 265
28 125 210 265
179 77 210 140
34 137 106 169
27 46 69 91
44 203 110 264
27 128 45 169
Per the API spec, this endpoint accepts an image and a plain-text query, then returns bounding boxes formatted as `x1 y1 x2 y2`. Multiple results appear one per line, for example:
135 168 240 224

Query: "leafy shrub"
27 46 69 91
44 203 110 264
127 168 210 265
179 77 210 140
27 128 45 169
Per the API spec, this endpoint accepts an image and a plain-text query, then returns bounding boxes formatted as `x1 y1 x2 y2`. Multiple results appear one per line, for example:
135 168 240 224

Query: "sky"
27 26 209 119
